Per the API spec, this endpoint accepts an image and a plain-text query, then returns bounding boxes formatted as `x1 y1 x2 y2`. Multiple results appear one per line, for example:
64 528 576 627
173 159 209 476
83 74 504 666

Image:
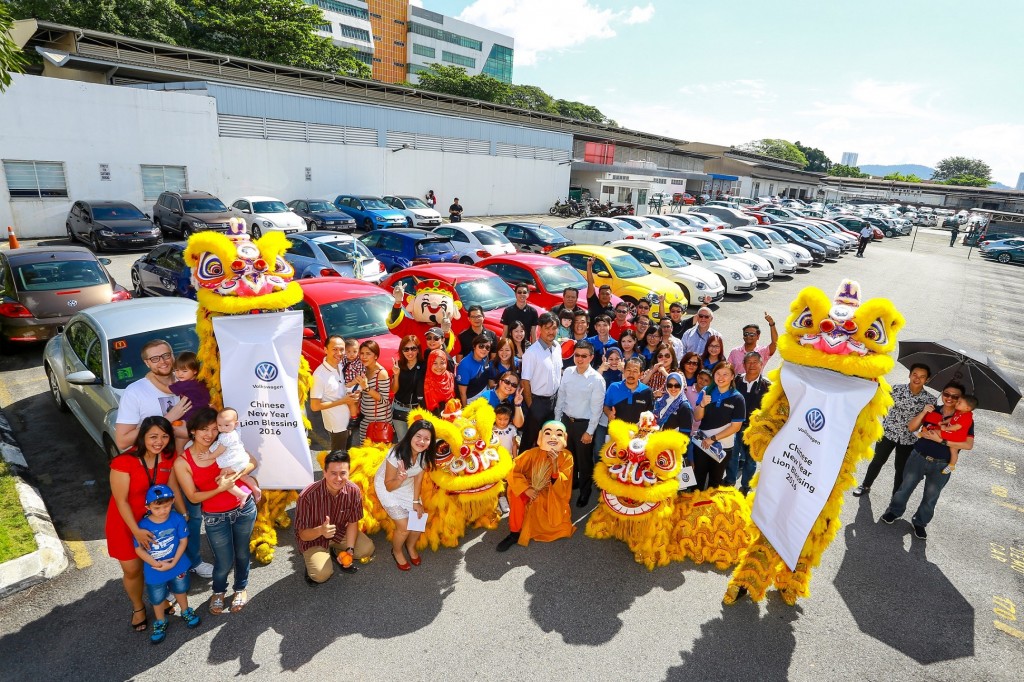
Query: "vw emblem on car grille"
255 361 279 382
67 300 78 307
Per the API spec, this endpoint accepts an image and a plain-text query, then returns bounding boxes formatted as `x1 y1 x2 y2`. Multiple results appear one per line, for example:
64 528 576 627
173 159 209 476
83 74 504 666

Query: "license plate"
131 239 144 243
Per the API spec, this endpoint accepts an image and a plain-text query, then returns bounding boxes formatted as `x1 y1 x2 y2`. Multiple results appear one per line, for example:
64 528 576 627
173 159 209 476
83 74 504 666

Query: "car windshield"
636 218 662 231
108 324 200 390
360 198 391 210
761 231 785 244
474 229 511 246
307 201 336 212
14 260 108 291
182 198 228 213
535 264 587 290
401 197 429 209
416 239 454 255
316 239 374 263
318 293 393 340
528 225 563 241
92 206 145 221
252 201 289 213
455 277 515 311
694 242 725 260
803 225 827 237
716 238 744 254
655 247 688 268
744 234 770 249
685 213 710 223
608 254 648 279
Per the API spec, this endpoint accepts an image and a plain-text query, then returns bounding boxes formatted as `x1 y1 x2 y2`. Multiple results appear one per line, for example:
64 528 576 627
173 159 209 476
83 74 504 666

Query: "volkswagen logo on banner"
255 361 279 382
805 408 825 432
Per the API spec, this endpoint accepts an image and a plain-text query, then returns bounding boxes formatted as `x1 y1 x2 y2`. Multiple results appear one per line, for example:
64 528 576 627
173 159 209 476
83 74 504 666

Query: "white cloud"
457 0 653 66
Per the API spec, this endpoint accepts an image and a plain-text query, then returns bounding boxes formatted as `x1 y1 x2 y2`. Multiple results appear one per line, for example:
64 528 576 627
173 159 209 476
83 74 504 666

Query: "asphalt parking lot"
0 225 1021 681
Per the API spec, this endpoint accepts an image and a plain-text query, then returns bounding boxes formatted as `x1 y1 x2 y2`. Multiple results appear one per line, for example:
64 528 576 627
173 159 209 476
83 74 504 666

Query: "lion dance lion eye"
864 319 887 344
655 450 676 471
794 308 814 329
194 253 227 288
274 256 295 279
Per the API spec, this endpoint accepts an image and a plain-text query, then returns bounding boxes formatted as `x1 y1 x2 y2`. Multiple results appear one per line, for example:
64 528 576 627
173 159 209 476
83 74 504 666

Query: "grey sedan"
43 298 199 458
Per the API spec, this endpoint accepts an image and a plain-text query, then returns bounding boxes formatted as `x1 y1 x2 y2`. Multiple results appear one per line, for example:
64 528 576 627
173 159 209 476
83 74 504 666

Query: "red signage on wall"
584 142 615 165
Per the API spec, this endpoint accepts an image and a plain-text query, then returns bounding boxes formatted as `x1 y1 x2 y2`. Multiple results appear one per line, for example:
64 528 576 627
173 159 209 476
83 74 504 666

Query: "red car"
293 277 400 371
380 263 543 342
476 253 623 311
672 192 696 206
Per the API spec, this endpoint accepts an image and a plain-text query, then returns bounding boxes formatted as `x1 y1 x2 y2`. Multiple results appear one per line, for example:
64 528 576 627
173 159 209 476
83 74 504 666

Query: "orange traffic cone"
7 226 20 249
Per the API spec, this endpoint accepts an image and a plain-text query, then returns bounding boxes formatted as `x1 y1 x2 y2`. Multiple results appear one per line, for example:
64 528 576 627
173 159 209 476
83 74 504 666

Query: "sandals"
229 591 248 613
131 606 148 632
209 593 226 615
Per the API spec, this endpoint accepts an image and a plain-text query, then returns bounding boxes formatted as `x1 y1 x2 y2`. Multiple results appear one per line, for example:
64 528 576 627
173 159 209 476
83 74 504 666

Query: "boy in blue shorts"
135 484 201 644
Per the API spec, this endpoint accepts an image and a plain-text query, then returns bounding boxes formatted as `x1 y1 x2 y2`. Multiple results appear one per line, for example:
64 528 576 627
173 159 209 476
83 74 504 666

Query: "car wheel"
103 435 121 461
90 231 104 253
45 364 68 413
718 275 730 293
621 296 638 320
66 223 76 243
997 253 1011 264
130 269 144 297
251 224 263 239
885 230 894 238
459 257 474 265
363 218 374 232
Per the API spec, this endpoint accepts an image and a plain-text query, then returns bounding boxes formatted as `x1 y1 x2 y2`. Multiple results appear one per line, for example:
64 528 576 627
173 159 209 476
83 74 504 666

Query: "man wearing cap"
520 313 562 455
295 450 374 584
681 307 721 355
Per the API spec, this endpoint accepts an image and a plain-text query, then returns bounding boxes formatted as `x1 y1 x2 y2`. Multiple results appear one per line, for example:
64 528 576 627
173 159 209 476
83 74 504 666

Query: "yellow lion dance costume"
346 399 514 550
724 279 904 605
183 219 309 564
586 413 752 570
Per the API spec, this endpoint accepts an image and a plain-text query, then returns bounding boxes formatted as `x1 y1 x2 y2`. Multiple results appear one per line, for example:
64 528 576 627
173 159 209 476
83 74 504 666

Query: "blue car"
130 243 196 299
334 195 407 231
284 231 387 283
358 228 459 273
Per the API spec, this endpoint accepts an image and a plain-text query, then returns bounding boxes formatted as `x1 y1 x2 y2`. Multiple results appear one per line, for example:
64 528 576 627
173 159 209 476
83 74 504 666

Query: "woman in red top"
105 415 185 631
174 407 256 615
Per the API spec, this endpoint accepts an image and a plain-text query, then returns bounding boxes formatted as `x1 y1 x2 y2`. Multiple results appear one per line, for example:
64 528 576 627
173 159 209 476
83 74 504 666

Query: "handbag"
367 421 396 443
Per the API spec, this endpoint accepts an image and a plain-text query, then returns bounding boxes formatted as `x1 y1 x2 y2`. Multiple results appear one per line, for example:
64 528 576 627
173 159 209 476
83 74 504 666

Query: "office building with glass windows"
305 0 513 84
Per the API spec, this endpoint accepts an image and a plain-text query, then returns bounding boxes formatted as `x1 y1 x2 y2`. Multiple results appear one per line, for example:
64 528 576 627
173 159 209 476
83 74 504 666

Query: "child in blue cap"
135 484 201 644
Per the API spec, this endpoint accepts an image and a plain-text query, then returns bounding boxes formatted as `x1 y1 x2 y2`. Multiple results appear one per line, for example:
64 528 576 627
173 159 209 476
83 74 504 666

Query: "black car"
492 221 573 254
774 223 841 259
130 243 196 299
758 225 827 262
153 191 234 238
66 200 162 252
286 199 357 232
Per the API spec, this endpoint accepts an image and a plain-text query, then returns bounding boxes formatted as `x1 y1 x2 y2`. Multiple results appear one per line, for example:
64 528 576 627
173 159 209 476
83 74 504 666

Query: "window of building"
339 25 371 42
482 44 514 83
2 160 68 198
373 34 381 41
410 5 444 23
601 186 614 195
412 43 435 58
394 62 405 67
584 142 615 165
354 51 373 65
317 23 332 33
394 40 405 47
306 0 368 20
442 51 476 68
141 165 188 201
408 22 482 51
617 187 634 203
394 19 405 25
407 64 431 74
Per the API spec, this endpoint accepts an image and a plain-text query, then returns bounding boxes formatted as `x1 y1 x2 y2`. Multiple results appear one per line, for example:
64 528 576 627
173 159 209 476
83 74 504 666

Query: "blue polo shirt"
585 334 619 368
472 387 514 409
604 380 653 424
456 353 491 398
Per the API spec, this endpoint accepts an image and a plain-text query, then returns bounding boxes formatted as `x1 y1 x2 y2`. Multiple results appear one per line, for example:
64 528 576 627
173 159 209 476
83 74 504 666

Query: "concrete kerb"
0 408 68 598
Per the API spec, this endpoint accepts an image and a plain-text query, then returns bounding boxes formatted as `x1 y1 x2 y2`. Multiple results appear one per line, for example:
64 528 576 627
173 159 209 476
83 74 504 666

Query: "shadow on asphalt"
833 495 974 664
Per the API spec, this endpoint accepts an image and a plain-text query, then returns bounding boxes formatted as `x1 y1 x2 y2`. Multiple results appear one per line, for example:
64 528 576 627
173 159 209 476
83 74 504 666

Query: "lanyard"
139 453 159 488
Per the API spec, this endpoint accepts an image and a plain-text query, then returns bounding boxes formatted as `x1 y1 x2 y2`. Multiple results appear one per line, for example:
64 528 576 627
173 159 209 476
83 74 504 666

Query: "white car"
690 232 774 282
432 222 517 264
666 212 729 231
609 240 725 306
555 217 647 246
719 229 800 274
614 215 673 237
645 215 695 235
656 235 757 295
742 225 813 264
383 195 443 228
230 196 307 237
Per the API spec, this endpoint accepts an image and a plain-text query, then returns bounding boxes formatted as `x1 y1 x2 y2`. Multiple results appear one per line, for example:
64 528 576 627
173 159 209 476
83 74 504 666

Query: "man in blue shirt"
585 314 618 370
455 335 492 404
603 358 653 425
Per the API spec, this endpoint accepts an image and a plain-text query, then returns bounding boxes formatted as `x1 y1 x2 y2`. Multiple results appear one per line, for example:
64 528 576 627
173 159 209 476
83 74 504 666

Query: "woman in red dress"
105 416 185 631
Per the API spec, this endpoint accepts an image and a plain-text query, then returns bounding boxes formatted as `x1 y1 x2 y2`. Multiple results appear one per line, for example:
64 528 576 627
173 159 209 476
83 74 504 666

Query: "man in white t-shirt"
114 338 213 578
311 336 359 452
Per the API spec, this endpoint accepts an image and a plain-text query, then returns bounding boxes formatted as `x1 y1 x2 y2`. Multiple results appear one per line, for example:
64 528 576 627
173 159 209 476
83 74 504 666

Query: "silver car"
43 298 199 458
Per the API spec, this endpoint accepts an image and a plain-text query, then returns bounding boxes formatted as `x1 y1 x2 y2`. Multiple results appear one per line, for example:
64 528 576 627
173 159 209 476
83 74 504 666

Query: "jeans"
185 499 205 568
593 423 608 459
860 436 914 494
146 571 191 604
724 434 757 491
203 496 257 595
885 450 951 527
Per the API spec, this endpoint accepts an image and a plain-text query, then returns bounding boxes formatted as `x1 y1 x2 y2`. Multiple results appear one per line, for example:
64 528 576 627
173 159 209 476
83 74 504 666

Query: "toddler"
170 352 211 452
210 408 262 503
494 405 519 514
134 485 201 644
928 394 977 473
341 338 366 390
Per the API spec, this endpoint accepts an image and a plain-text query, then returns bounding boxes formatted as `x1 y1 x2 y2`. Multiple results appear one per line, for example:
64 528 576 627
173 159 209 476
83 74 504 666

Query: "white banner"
213 312 313 490
751 363 877 571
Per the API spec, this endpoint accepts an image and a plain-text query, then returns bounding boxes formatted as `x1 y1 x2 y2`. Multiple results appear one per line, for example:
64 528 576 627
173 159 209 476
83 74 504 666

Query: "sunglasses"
500 378 519 388
402 346 418 352
941 392 962 399
574 353 591 359
697 314 711 319
684 360 699 365
476 344 491 349
425 335 441 341
615 309 627 314
666 382 682 389
657 353 671 358
743 332 758 337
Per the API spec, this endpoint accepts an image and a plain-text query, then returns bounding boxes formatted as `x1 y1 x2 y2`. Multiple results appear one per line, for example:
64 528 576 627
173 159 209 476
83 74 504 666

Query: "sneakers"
150 619 168 645
852 485 869 497
181 607 201 629
880 512 897 524
913 524 928 539
192 561 214 579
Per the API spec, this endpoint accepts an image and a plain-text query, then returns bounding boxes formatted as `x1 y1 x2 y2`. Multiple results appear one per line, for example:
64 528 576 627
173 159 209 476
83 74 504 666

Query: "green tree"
943 174 990 187
830 164 867 178
4 0 185 44
882 172 923 182
931 156 992 182
507 83 555 113
793 141 832 173
737 139 809 167
0 3 27 92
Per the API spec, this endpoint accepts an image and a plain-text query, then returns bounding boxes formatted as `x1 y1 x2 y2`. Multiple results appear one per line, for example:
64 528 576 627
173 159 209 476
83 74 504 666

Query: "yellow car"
551 244 687 317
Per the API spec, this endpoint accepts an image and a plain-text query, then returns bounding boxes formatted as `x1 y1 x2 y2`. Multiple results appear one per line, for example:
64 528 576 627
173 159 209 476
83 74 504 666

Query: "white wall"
0 75 221 238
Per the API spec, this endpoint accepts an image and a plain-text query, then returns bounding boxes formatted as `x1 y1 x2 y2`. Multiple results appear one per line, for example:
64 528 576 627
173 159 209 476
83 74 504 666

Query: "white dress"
214 429 249 472
374 449 423 520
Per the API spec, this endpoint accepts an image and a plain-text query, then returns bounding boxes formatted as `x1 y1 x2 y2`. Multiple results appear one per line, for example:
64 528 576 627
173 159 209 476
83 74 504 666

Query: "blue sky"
422 0 1023 184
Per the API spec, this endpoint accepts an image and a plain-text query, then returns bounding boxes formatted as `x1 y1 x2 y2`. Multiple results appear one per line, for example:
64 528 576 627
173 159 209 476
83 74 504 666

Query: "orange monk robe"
507 447 576 546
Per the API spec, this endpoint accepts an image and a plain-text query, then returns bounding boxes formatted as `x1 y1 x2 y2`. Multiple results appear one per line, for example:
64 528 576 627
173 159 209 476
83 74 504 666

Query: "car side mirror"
144 213 150 219
84 216 92 223
242 208 252 214
302 327 319 340
67 370 101 386
526 283 537 292
99 258 112 265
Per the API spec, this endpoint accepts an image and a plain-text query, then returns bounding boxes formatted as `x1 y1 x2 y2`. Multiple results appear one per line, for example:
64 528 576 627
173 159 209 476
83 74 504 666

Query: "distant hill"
857 163 936 179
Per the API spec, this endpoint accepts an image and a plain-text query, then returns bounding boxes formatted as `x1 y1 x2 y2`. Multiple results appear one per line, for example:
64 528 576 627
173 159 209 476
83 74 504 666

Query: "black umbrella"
897 338 1021 414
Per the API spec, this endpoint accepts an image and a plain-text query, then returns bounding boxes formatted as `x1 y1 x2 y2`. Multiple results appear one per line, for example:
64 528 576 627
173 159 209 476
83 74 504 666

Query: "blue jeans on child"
203 496 257 595
146 570 191 605
884 450 951 527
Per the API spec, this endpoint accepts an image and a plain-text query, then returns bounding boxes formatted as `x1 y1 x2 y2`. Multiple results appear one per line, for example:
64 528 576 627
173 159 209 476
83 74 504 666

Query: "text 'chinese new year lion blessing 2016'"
586 413 753 570
183 218 310 564
724 279 905 606
345 399 514 550
387 278 461 351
